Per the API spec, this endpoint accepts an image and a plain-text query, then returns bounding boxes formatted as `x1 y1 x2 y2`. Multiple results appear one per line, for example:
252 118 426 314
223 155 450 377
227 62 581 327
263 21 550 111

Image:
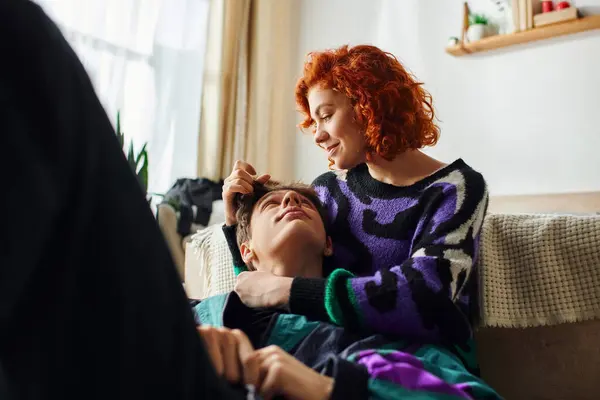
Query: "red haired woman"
223 43 488 368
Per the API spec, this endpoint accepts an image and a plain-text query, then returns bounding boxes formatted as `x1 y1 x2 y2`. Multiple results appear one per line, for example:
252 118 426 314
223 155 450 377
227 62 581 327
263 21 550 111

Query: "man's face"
241 189 330 277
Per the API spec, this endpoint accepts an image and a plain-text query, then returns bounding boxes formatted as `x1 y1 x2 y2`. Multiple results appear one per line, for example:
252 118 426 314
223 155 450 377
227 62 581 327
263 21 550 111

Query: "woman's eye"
322 115 331 121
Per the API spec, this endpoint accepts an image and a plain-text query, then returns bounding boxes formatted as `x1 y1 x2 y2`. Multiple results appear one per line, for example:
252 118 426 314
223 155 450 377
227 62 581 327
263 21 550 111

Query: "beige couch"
157 201 226 279
184 212 600 400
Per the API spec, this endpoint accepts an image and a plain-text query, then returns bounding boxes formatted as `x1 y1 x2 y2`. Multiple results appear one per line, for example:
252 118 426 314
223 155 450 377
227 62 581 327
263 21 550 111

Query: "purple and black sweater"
224 159 488 345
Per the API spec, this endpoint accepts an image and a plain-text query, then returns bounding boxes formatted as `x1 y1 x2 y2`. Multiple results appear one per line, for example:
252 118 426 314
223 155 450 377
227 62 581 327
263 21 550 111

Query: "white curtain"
35 0 210 194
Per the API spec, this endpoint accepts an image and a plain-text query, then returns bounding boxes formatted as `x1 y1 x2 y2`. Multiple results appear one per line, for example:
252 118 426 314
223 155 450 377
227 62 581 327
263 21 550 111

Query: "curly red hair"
295 45 439 160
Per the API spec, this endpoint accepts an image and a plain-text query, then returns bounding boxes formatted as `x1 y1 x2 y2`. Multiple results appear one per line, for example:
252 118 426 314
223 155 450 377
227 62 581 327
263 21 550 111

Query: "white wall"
293 0 600 196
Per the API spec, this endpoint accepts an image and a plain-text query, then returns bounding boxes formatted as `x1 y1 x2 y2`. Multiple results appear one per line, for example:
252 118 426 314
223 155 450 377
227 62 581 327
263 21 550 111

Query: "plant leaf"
127 141 136 172
137 149 149 193
116 111 124 149
135 143 148 166
469 13 488 25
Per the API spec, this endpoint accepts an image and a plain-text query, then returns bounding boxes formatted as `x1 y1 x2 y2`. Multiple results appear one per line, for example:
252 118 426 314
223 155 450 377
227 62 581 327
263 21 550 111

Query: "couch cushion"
479 213 600 328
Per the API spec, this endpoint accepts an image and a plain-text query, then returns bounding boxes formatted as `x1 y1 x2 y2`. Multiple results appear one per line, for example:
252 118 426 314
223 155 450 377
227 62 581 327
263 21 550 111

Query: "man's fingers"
220 329 241 383
241 351 263 389
232 330 258 386
198 327 224 376
232 329 254 359
233 160 257 176
255 174 271 184
258 359 282 400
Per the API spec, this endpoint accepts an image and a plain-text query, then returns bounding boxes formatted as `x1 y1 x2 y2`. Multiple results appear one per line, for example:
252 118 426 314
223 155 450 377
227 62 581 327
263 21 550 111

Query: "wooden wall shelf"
446 14 600 57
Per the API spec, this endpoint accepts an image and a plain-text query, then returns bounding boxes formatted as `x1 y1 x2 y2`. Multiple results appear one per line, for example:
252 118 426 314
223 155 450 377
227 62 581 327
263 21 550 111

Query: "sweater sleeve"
290 174 489 343
221 224 248 275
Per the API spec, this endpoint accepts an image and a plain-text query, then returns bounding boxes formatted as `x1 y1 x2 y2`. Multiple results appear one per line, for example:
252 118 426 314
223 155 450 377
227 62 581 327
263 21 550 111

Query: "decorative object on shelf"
527 0 544 29
534 5 577 27
448 36 459 46
542 0 554 13
461 2 470 45
556 1 571 10
467 13 491 42
489 0 517 34
116 111 149 196
446 14 600 56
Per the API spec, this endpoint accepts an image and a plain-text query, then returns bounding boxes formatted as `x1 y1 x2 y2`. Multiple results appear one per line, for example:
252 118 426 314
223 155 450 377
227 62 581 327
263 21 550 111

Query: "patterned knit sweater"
224 159 488 345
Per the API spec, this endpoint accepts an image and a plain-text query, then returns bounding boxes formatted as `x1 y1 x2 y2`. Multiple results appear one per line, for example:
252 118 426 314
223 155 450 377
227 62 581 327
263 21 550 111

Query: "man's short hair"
235 180 328 270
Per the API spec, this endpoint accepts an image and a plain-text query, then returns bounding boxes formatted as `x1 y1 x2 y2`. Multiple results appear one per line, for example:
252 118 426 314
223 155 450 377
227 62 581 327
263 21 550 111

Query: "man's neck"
259 243 324 279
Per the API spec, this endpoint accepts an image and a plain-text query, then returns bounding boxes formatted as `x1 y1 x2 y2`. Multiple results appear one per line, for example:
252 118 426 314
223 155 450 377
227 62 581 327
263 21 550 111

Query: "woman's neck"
366 150 446 187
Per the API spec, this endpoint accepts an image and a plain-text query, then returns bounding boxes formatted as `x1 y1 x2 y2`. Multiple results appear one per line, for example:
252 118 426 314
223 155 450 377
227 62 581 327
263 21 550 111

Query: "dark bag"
161 178 223 236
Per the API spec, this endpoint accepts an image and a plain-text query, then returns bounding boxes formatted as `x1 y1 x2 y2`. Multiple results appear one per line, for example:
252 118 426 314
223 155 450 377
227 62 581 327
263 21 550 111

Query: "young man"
195 182 502 400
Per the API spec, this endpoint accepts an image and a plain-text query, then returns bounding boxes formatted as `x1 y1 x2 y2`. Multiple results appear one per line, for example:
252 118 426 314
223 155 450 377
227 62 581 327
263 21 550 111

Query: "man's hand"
235 271 293 308
198 327 333 400
197 326 255 384
244 345 334 400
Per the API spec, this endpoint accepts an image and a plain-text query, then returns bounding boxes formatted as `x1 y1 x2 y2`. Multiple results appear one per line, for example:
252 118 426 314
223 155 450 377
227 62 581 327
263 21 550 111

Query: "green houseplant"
116 111 149 195
467 13 490 42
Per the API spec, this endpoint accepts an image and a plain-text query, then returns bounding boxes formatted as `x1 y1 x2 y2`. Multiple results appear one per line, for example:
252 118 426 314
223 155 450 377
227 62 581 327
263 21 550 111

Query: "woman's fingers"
233 160 257 176
229 167 255 183
255 173 271 184
225 180 253 195
224 169 269 196
223 159 270 225
197 327 224 376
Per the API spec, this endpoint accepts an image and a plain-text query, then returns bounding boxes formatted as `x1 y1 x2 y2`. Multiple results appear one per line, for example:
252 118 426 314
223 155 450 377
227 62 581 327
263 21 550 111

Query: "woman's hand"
245 345 334 400
223 160 270 226
235 271 293 308
197 326 255 385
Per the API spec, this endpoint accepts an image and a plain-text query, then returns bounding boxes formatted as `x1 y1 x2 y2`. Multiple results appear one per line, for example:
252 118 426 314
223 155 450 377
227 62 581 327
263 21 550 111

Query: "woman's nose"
314 125 328 146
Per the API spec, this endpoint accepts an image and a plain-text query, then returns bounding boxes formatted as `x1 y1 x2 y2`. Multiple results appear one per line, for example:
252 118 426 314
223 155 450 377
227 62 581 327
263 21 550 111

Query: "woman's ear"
323 236 333 257
240 241 256 264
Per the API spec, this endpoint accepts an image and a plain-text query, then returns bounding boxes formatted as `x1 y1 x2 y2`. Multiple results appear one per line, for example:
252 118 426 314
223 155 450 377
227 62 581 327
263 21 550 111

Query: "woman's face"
307 86 366 170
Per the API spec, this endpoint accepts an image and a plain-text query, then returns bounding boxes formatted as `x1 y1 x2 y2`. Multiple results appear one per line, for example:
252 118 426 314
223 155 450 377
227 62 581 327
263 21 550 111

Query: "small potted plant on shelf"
467 13 489 42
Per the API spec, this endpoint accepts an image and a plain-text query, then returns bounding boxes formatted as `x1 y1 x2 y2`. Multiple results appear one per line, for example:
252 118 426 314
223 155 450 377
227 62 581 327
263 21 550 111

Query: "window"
36 0 210 193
